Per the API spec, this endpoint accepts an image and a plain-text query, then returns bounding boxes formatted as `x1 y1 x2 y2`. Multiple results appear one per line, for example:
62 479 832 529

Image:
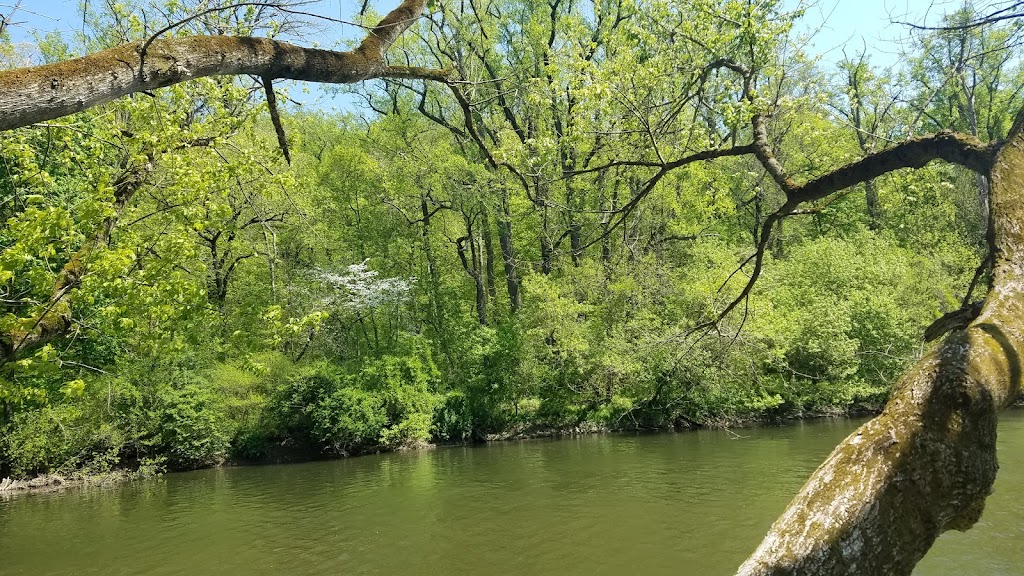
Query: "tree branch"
0 0 447 131
788 131 997 204
262 76 291 164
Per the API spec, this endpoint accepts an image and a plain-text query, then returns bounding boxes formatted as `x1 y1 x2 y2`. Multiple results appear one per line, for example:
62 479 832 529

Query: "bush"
358 343 438 447
752 233 957 394
207 354 292 461
1 403 91 477
151 382 230 469
432 391 473 441
446 321 530 436
0 397 130 478
309 385 387 452
271 342 439 454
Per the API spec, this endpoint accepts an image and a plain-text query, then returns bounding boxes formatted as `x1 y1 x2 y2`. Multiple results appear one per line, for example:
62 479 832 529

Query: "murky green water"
2 412 1022 575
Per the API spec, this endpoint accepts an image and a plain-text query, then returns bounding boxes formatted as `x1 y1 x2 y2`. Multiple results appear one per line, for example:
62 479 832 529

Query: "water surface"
2 412 1022 575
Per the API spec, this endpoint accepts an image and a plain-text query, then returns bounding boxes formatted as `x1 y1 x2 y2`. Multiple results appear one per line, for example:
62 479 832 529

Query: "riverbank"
0 469 144 498
8 401 1022 499
0 408 876 497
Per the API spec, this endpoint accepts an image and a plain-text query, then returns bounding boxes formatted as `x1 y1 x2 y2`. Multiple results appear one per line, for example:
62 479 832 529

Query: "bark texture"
737 114 1024 575
0 0 444 131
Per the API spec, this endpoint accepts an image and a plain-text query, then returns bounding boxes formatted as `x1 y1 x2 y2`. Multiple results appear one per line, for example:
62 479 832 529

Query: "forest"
1 0 1024 572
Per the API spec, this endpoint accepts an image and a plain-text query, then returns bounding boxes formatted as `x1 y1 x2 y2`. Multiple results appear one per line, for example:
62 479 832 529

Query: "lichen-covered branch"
0 0 447 132
789 131 997 204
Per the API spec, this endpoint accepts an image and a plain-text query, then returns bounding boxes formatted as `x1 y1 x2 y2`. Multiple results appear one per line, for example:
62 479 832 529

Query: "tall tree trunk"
772 214 784 258
536 177 555 275
752 189 763 247
865 179 881 229
569 220 583 266
962 80 991 229
421 198 440 290
481 208 497 298
540 219 554 275
472 233 487 325
420 196 447 345
978 173 991 225
601 178 620 264
456 216 488 326
497 188 522 313
846 64 883 231
738 115 1024 576
566 152 583 267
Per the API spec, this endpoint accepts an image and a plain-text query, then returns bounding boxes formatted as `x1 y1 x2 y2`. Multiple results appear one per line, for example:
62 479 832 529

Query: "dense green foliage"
0 0 1019 479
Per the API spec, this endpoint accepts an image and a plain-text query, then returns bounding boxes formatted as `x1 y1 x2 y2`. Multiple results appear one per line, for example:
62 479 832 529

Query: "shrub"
271 344 439 454
0 403 91 477
151 382 230 469
309 385 387 452
432 391 473 442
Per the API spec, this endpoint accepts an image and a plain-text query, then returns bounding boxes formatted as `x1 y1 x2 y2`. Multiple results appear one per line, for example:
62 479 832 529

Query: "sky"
3 0 964 108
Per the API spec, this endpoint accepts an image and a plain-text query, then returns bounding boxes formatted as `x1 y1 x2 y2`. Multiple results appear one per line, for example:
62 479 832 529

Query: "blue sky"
6 0 955 107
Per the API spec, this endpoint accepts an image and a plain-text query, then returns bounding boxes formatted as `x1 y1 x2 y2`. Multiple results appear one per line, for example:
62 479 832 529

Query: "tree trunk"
540 218 554 275
206 233 226 305
865 179 881 229
752 189 763 247
962 80 991 230
497 188 522 313
455 219 488 326
420 196 442 325
978 173 991 226
481 208 498 298
569 220 583 266
566 158 583 267
536 176 555 275
772 214 784 258
601 178 620 264
473 234 488 325
738 115 1024 575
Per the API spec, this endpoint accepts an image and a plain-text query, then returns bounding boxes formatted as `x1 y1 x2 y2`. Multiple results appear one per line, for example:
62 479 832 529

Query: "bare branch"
262 76 291 164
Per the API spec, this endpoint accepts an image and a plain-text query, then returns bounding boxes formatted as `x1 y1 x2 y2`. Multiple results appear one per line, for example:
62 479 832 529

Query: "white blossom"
313 260 414 311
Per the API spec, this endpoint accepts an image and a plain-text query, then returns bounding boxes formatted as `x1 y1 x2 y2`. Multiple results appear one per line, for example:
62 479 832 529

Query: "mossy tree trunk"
737 115 1024 575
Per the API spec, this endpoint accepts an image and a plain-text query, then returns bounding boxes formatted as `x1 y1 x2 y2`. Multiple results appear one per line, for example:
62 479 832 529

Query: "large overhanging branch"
788 131 997 203
736 107 1024 575
704 123 1000 332
0 0 449 132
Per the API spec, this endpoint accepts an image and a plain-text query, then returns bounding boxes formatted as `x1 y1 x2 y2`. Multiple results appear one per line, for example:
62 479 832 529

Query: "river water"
2 411 1022 575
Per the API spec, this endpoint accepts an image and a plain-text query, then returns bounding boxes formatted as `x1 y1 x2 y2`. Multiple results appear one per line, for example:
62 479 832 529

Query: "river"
2 411 1022 575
